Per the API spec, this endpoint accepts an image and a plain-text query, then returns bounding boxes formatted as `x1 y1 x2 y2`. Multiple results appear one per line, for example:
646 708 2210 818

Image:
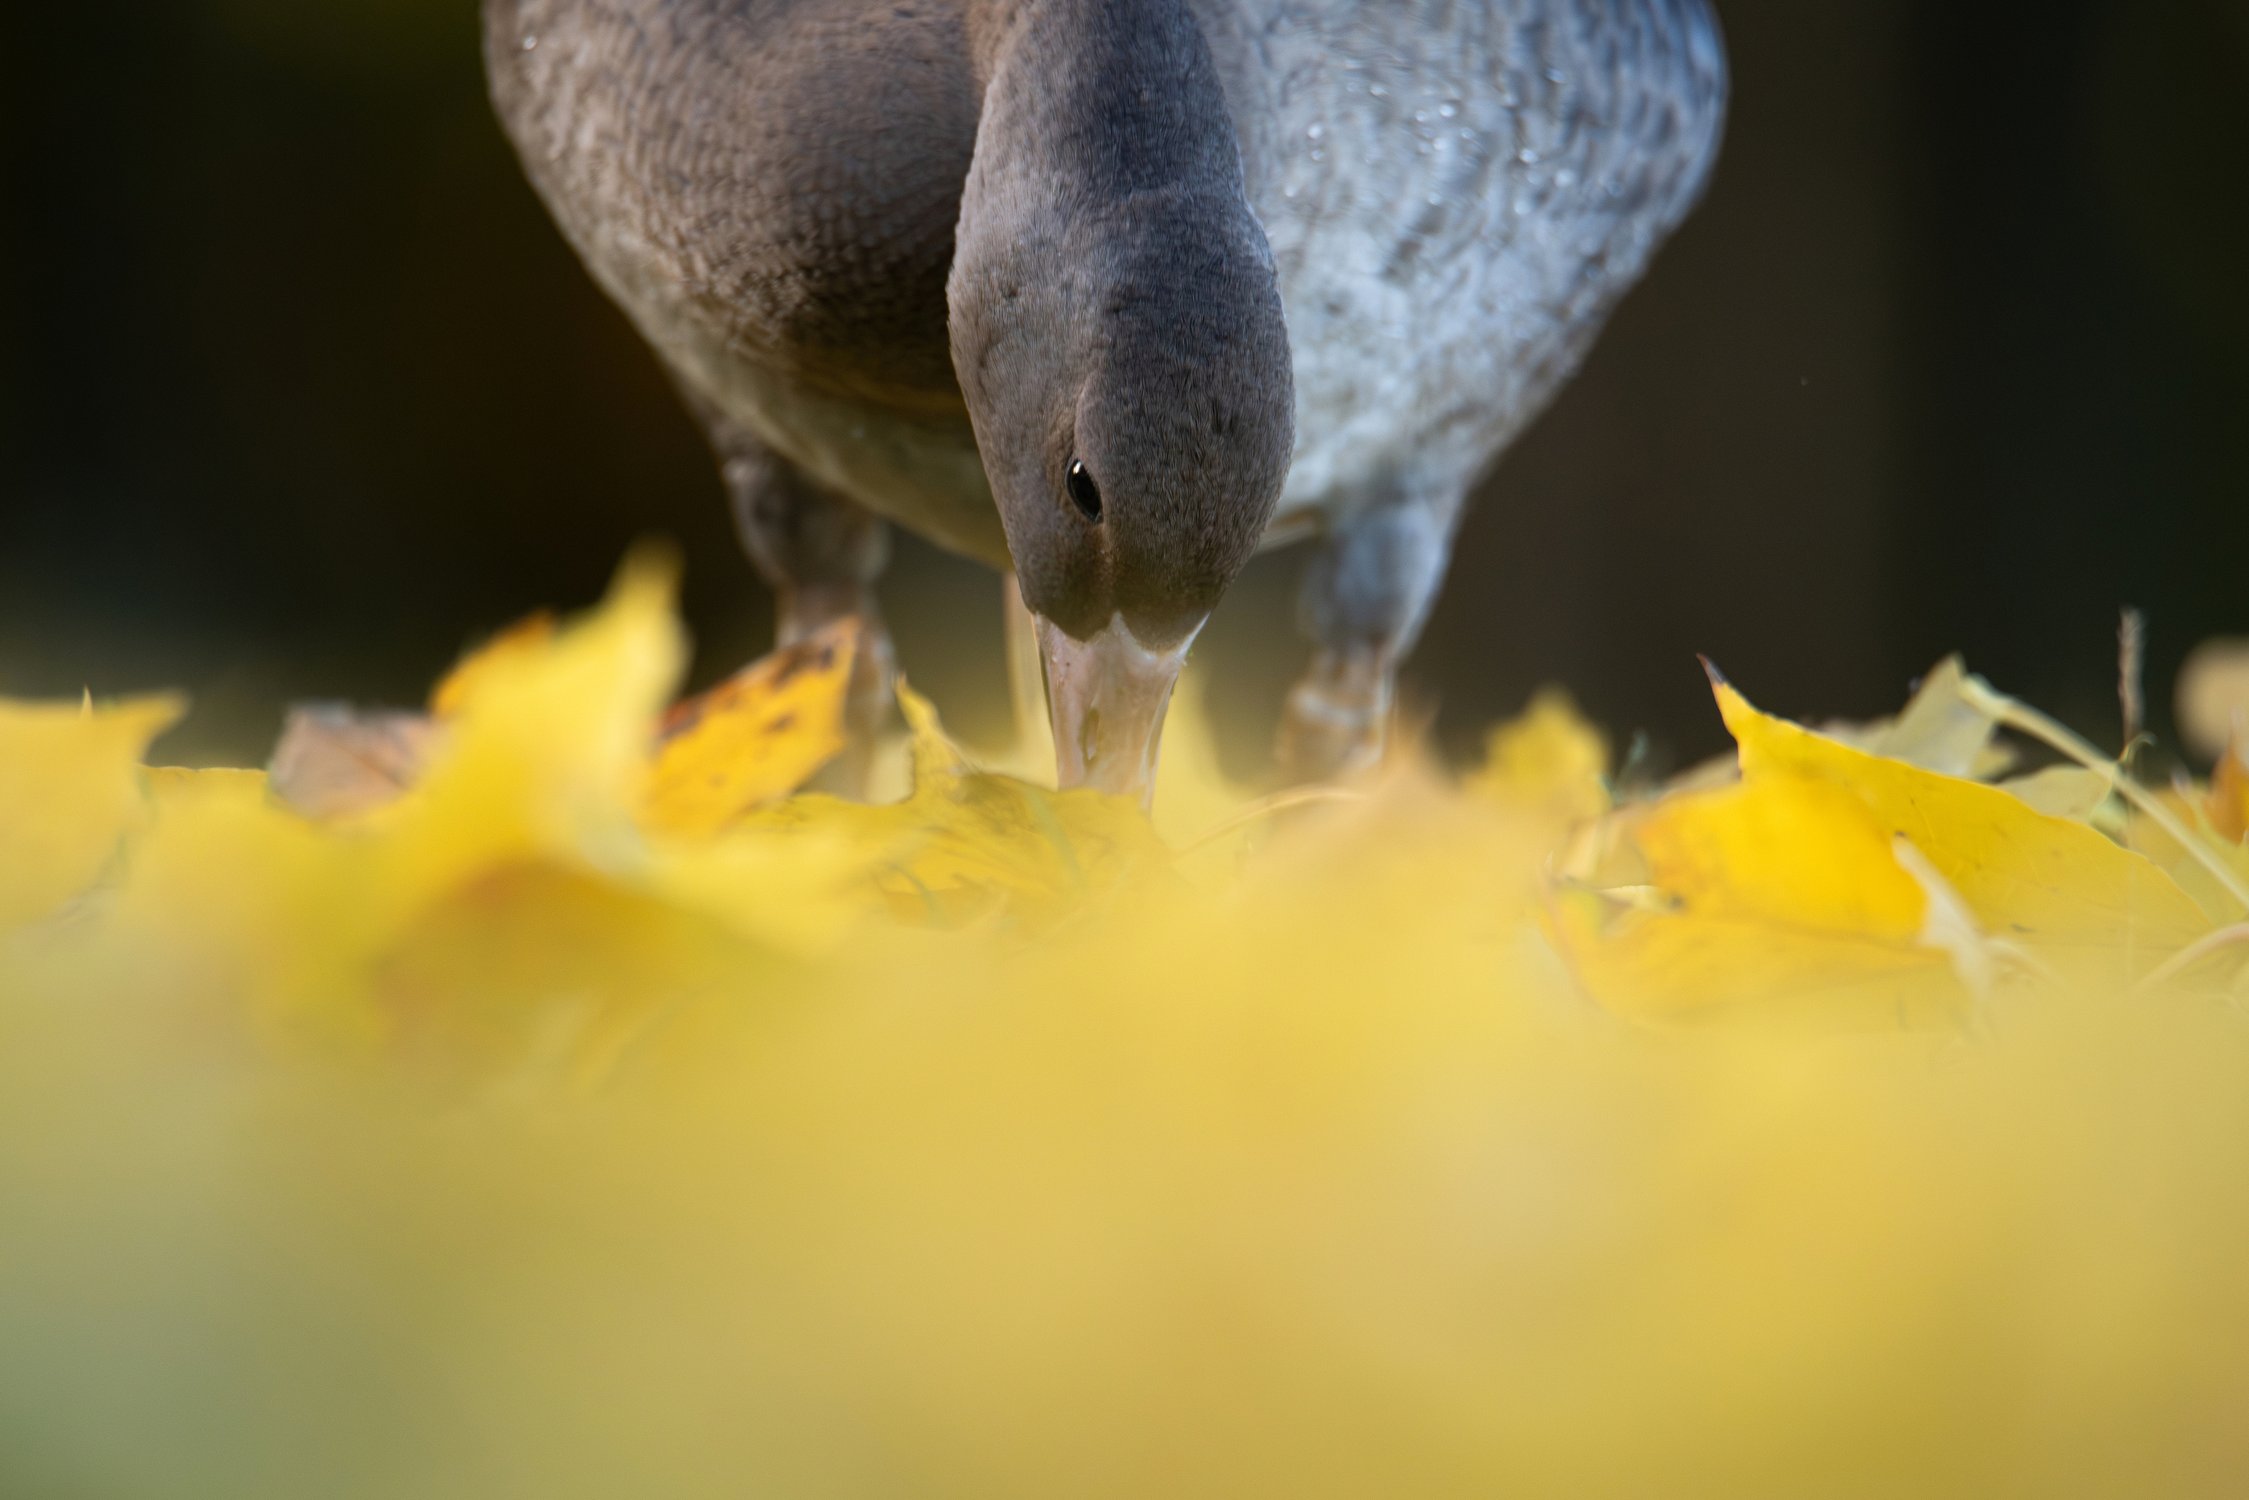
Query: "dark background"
4 0 2246 771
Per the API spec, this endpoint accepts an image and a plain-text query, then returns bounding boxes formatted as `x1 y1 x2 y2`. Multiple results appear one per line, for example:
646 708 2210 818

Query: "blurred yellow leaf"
378 551 685 892
0 694 182 932
370 864 786 1088
8 560 2249 1495
1468 687 1610 822
263 613 564 824
278 595 853 836
642 619 860 839
2176 637 2249 761
101 763 383 1038
1148 679 1261 850
430 611 558 719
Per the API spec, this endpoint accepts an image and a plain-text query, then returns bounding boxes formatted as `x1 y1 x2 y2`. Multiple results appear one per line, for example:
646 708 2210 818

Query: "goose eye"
1065 459 1104 523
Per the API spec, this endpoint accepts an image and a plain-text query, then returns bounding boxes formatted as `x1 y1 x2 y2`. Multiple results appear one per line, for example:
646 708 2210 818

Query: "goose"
485 0 1727 801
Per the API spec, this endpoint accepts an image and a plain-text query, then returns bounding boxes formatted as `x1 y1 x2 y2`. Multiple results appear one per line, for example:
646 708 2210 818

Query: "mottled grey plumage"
484 0 1726 788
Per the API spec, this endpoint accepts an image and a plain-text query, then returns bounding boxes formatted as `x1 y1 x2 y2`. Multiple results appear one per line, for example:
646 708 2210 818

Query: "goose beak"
1036 614 1196 807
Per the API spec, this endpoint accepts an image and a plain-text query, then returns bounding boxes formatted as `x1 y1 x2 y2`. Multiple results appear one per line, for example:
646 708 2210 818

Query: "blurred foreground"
3 561 2249 1498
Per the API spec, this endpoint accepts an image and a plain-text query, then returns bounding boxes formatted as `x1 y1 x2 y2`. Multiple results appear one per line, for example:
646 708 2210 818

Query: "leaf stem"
1959 679 2249 917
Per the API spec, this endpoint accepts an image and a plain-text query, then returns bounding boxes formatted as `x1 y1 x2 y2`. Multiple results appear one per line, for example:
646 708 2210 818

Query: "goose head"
949 1 1294 803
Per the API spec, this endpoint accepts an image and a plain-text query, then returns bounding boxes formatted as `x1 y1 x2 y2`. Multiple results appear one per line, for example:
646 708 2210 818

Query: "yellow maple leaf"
278 585 856 834
641 618 861 839
378 551 686 892
1551 771 1972 1028
1636 771 1927 938
1555 666 2216 1024
1714 669 2211 963
0 694 183 933
744 681 1169 927
13 556 2249 1495
89 556 693 1045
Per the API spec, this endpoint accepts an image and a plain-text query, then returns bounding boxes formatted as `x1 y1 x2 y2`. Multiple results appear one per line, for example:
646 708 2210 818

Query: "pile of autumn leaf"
5 557 2249 1499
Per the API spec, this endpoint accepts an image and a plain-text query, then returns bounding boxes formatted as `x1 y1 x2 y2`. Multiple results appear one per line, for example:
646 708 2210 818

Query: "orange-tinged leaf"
2208 735 2249 844
641 619 861 839
1711 671 2211 958
0 694 184 932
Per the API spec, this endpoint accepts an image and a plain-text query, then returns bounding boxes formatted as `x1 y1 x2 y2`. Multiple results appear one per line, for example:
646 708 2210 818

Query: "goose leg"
1277 500 1455 785
703 415 895 791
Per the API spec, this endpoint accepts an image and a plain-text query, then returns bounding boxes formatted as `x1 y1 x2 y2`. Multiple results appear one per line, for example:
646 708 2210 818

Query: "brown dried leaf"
268 706 442 821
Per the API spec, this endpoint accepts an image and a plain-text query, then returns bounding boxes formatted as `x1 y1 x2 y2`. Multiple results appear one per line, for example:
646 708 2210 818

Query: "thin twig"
2134 922 2249 994
1958 678 2249 917
1179 786 1369 855
2118 606 2146 755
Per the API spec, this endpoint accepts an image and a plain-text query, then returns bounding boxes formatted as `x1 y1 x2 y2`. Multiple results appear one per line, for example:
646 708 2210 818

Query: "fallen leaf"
101 761 382 1039
2122 787 2249 938
11 559 2249 1497
2001 765 2115 822
1859 656 2001 778
1891 838 1998 1001
277 600 858 837
430 611 558 719
1714 668 2211 962
1467 687 1611 822
1551 771 1971 1028
641 618 862 839
743 681 1168 927
375 551 687 905
1635 771 1927 938
268 706 442 820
